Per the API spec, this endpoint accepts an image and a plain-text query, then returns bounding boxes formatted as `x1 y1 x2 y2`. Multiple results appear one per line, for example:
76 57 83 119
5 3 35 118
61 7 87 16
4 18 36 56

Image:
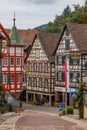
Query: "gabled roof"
38 33 60 62
25 33 60 63
54 24 87 54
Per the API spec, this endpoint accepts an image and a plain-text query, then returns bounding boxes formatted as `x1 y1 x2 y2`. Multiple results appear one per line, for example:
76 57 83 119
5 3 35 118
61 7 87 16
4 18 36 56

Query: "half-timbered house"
54 24 87 106
25 33 60 105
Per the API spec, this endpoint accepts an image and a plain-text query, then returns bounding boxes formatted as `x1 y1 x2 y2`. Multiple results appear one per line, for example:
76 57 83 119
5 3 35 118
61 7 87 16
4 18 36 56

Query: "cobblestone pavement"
15 110 77 130
0 105 87 130
15 110 87 130
0 113 21 130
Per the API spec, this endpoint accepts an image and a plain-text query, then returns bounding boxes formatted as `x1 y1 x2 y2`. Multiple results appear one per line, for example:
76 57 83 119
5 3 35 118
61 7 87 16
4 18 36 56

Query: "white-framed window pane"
10 47 14 53
4 58 8 66
16 47 21 53
28 77 32 86
44 63 48 72
10 75 14 83
35 50 40 58
17 75 20 83
33 78 37 87
10 58 14 65
45 79 48 87
2 75 7 83
16 58 20 65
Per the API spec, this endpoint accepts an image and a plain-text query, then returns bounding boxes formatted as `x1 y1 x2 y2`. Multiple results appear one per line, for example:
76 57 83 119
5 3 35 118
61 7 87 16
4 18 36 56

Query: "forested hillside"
44 1 87 33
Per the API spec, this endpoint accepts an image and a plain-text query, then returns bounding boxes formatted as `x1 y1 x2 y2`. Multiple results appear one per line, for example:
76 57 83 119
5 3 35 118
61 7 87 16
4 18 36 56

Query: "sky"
0 0 86 29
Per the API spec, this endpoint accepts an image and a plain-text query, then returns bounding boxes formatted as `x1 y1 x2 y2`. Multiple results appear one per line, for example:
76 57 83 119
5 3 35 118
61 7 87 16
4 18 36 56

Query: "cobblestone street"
0 105 87 130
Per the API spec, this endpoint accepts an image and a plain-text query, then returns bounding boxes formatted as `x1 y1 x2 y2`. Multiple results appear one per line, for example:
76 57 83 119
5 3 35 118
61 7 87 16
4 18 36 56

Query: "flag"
64 58 69 88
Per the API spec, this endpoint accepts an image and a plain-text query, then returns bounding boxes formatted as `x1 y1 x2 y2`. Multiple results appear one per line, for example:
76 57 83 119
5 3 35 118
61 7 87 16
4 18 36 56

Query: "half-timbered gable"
54 24 87 106
25 33 60 105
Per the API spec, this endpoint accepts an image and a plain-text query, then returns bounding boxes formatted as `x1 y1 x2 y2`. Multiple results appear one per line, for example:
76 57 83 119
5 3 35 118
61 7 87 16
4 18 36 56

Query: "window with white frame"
10 58 14 66
10 47 14 53
39 63 43 72
16 47 21 53
28 78 32 86
58 72 62 80
4 58 8 66
16 58 20 66
44 79 48 87
39 78 43 87
10 75 14 83
17 75 20 83
2 75 7 83
33 78 37 87
35 50 40 58
44 63 48 72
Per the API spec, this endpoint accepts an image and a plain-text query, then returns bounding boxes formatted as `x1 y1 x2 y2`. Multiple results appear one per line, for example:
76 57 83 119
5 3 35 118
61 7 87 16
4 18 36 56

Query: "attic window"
65 39 70 50
35 50 40 59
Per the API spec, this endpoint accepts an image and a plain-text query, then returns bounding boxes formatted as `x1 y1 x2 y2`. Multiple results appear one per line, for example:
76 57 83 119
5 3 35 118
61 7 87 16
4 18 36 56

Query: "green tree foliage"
77 82 84 119
78 13 87 24
44 1 87 33
62 5 71 17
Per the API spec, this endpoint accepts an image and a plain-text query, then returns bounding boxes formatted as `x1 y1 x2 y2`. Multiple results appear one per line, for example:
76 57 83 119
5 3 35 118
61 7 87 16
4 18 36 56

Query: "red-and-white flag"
64 58 69 88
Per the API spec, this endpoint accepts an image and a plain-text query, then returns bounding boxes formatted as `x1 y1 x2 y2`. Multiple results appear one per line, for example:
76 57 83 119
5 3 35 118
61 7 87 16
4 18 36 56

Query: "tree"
77 82 84 119
78 13 87 24
62 5 71 17
72 4 80 11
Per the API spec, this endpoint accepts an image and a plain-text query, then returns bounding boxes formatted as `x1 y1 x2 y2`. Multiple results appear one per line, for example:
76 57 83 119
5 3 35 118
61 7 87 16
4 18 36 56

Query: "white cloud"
0 0 85 29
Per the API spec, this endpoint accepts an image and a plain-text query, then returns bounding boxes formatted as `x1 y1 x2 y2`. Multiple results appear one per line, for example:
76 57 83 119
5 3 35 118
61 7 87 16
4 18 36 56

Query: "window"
10 75 14 83
65 40 70 50
59 56 62 65
56 71 58 81
4 58 8 66
39 63 43 72
33 63 37 72
44 63 48 72
17 75 20 83
10 58 14 66
61 72 64 81
33 78 37 87
39 78 43 87
58 72 62 80
16 58 20 65
35 50 40 58
44 79 48 87
62 56 66 65
10 47 14 53
16 48 21 53
2 75 7 83
28 78 32 86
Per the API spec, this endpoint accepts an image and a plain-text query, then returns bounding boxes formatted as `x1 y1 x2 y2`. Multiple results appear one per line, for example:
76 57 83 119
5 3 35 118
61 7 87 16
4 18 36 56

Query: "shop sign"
70 51 80 60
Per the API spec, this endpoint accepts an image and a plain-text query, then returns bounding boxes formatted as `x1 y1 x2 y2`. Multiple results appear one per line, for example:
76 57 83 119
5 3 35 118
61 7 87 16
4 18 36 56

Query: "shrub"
31 100 38 105
8 104 13 112
54 102 59 107
62 106 74 115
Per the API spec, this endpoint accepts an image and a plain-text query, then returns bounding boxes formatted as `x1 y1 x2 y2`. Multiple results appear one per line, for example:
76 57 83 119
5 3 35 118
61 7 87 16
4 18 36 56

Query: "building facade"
25 33 60 105
54 24 87 106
